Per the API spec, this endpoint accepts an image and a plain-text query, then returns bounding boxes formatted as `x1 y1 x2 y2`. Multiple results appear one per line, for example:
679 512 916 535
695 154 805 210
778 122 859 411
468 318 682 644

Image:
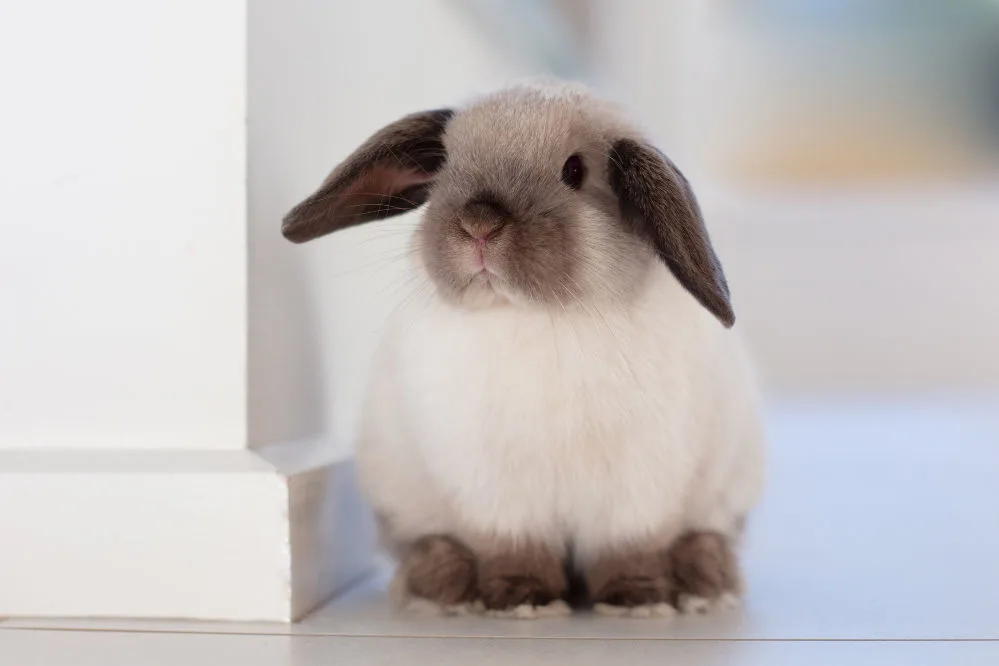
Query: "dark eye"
561 154 586 190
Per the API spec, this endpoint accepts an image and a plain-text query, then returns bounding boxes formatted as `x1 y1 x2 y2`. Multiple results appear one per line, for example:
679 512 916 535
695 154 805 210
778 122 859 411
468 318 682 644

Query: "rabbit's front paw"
586 548 675 619
478 543 568 618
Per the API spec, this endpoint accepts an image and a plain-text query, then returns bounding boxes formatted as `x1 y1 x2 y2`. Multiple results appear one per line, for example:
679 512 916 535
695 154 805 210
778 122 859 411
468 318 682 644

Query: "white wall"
247 0 532 454
0 2 247 449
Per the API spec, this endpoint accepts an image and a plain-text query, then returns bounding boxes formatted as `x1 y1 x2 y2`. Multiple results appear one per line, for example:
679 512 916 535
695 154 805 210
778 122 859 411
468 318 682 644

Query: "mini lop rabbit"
283 81 765 618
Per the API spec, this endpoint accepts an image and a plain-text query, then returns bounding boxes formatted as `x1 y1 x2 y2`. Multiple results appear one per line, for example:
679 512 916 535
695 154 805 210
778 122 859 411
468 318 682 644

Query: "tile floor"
3 398 999 665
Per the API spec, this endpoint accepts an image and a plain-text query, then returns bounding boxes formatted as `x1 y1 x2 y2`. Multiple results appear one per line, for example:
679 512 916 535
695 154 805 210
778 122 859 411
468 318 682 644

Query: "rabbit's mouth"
466 266 505 295
454 269 511 309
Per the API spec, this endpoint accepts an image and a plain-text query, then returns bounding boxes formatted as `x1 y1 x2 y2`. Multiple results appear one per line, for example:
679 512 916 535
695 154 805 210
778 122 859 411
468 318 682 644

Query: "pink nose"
459 217 503 240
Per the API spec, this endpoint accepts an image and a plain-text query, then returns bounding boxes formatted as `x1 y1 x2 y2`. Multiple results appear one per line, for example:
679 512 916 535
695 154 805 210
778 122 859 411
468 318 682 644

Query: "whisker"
323 248 419 280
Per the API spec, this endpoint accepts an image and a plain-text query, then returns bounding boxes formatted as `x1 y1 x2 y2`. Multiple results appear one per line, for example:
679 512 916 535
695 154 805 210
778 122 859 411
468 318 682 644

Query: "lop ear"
282 108 454 243
608 139 735 327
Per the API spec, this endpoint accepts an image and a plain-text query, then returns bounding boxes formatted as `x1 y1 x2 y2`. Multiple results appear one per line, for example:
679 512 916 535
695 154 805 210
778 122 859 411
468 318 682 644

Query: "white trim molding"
0 445 374 622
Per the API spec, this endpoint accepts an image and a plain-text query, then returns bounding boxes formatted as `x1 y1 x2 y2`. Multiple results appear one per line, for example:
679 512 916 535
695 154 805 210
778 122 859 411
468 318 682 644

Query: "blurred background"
1 0 998 629
249 0 999 456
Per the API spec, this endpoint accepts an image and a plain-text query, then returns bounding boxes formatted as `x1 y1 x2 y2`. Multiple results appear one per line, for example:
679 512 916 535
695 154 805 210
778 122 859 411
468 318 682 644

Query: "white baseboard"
0 444 374 622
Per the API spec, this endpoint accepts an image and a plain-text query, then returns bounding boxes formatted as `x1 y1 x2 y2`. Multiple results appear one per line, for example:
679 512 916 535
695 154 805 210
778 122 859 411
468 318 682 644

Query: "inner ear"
333 165 436 226
608 138 735 328
282 108 453 243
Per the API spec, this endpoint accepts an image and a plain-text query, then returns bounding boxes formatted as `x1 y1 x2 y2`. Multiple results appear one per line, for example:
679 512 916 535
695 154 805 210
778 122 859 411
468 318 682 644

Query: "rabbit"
282 80 766 619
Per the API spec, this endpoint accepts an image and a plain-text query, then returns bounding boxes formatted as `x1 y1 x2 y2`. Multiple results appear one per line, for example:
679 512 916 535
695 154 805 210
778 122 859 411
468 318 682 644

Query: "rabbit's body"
358 258 764 566
282 81 765 614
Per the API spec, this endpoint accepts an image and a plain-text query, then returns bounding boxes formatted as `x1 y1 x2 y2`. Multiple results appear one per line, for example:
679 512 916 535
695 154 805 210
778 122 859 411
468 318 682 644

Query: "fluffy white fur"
356 257 765 568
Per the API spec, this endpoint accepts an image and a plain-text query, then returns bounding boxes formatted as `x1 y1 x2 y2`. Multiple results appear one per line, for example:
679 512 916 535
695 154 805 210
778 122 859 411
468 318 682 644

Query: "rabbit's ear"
607 139 735 328
282 108 454 243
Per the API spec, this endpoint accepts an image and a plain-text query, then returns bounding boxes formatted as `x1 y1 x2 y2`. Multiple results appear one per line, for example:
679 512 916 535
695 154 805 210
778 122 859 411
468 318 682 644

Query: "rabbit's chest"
396 304 698 544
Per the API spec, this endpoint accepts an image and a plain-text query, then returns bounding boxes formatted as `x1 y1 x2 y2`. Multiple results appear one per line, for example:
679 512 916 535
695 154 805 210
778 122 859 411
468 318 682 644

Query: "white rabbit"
283 81 765 618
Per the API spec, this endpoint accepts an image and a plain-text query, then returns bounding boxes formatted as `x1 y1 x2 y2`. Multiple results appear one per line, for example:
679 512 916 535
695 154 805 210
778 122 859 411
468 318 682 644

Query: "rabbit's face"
416 86 651 309
283 81 735 326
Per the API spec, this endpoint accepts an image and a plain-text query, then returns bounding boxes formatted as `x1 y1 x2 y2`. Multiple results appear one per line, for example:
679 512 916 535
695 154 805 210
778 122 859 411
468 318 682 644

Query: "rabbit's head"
283 82 734 326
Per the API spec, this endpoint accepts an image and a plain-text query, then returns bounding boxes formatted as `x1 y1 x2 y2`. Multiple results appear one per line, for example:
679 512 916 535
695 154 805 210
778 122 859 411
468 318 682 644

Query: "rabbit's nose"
460 195 511 240
459 216 504 241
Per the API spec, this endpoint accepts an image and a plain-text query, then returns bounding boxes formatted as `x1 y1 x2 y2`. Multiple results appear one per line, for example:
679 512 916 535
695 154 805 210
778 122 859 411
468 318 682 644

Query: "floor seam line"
1 627 998 643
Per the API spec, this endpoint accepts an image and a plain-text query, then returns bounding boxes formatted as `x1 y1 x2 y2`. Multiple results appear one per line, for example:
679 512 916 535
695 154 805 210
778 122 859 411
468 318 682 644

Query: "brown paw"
402 535 478 606
477 545 567 611
594 574 672 606
586 549 674 608
668 530 742 610
480 573 560 609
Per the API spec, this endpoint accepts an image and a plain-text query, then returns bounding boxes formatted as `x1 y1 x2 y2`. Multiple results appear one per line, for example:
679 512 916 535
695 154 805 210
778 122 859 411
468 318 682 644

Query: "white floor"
3 398 999 665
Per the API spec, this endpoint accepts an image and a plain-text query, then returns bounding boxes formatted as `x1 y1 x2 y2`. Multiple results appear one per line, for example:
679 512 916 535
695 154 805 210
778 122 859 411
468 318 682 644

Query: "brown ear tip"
718 304 736 329
280 216 310 244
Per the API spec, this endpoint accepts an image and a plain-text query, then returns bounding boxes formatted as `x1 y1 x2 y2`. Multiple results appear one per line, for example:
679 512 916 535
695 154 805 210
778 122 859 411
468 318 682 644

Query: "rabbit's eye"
561 154 585 190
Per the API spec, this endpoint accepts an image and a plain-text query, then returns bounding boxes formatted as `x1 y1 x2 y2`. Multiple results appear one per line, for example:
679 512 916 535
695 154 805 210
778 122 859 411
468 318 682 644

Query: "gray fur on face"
283 81 735 325
417 84 651 310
